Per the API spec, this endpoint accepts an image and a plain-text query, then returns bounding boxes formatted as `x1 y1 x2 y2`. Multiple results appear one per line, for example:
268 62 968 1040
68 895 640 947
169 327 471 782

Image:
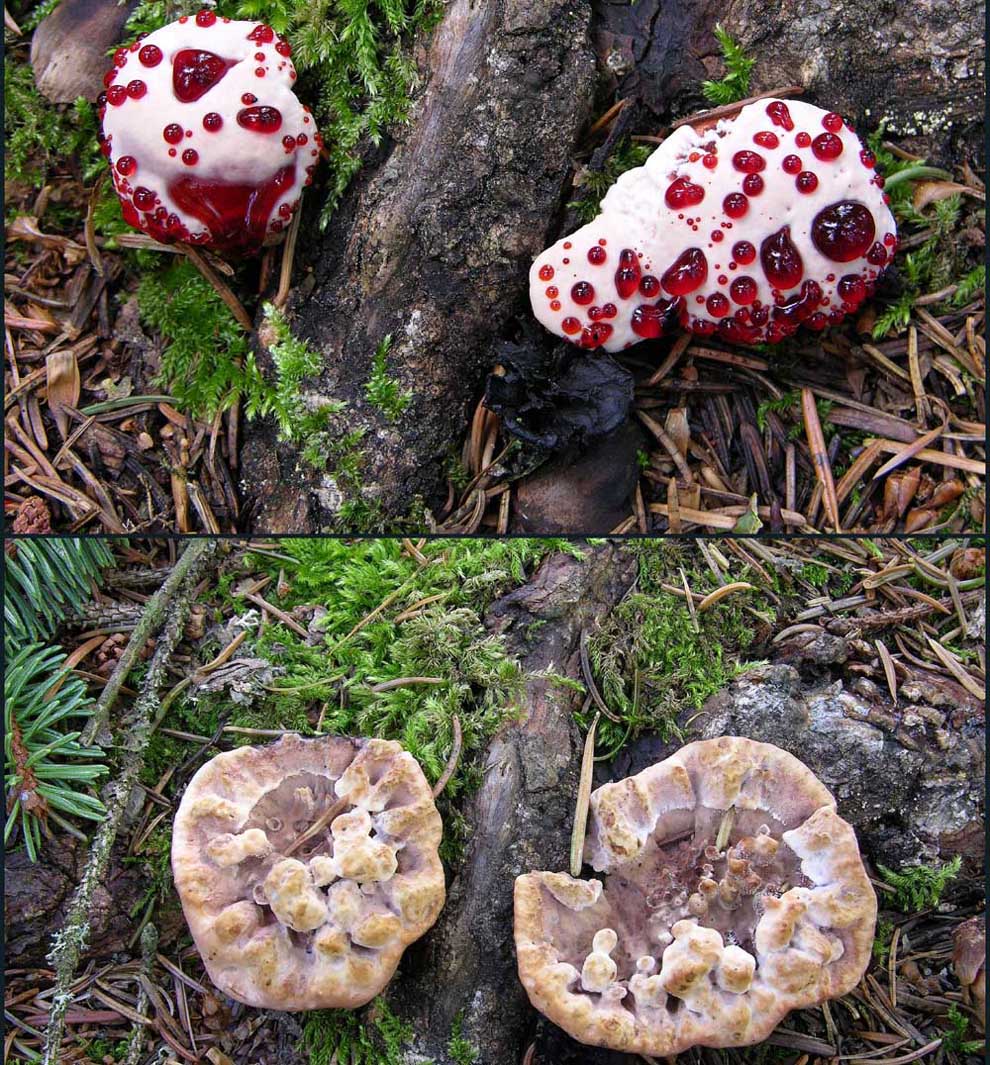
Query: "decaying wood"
383 544 637 1063
241 0 596 530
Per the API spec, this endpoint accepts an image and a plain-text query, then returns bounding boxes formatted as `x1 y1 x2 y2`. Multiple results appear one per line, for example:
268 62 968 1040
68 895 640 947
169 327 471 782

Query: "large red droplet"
742 173 764 196
138 44 162 67
730 276 758 304
571 281 595 305
665 176 705 209
707 292 730 317
811 201 876 262
168 164 295 253
580 322 613 349
796 171 818 193
163 123 184 145
631 299 679 339
732 150 765 173
247 23 275 42
837 274 867 306
761 226 803 289
754 131 779 148
772 280 824 324
782 154 802 174
561 317 581 335
639 275 660 297
236 106 283 133
732 240 756 264
203 112 223 131
812 132 843 161
538 264 554 282
661 248 708 296
866 242 888 266
172 49 236 103
588 245 607 265
766 101 794 130
723 193 748 219
133 186 156 211
116 155 136 176
614 248 641 300
196 9 217 26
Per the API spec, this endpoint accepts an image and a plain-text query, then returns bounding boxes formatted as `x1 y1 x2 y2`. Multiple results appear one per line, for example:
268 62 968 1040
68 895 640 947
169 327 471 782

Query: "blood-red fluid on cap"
538 264 554 281
723 193 748 218
237 106 283 133
203 112 223 131
796 171 818 193
772 279 823 323
139 44 162 66
172 49 236 103
580 322 613 349
665 176 705 208
733 150 765 173
549 300 561 311
782 154 802 174
182 148 198 165
631 300 678 339
106 85 127 106
561 317 581 335
702 153 717 168
126 80 147 98
600 303 617 318
866 242 888 265
247 24 275 42
116 156 137 176
812 132 843 160
639 275 660 297
811 201 876 262
545 286 558 298
750 305 769 325
742 173 764 195
707 292 730 317
711 230 724 242
795 131 811 147
661 248 708 296
133 186 156 211
615 248 641 299
588 245 607 265
196 9 216 26
822 112 843 132
571 281 594 305
730 276 758 304
167 164 295 253
761 226 803 289
860 149 876 168
754 131 779 148
718 318 763 344
163 123 184 144
766 101 794 130
732 240 756 264
837 274 866 305
276 41 292 57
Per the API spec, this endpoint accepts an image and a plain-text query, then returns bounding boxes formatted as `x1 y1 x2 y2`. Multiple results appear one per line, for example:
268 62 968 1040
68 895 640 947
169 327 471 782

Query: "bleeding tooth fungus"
529 99 896 351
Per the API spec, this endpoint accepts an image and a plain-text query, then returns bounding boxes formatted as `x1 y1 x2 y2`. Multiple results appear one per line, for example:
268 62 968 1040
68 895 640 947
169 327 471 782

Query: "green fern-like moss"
701 24 755 105
877 855 962 912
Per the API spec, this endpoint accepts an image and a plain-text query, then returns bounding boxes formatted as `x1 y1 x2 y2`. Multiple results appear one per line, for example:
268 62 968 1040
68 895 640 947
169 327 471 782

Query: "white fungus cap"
530 98 897 351
99 13 321 253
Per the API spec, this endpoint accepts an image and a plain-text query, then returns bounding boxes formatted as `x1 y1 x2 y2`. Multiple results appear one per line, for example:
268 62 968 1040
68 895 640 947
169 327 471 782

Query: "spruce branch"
42 539 218 1065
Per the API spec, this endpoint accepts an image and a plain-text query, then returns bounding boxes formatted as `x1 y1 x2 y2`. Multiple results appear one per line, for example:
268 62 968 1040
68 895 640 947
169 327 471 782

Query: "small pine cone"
94 633 129 677
12 497 52 535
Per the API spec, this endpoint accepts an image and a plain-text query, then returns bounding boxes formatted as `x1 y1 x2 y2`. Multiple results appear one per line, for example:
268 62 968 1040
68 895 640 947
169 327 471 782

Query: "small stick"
273 209 302 308
283 796 349 857
570 712 599 877
579 629 620 722
178 243 254 332
432 715 462 799
801 387 841 532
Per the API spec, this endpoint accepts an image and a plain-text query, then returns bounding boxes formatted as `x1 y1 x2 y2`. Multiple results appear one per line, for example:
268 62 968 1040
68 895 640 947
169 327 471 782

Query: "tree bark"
383 542 638 1064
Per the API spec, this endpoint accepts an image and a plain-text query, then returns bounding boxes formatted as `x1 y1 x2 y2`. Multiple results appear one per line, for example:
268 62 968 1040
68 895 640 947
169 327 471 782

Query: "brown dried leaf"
45 350 80 439
903 507 938 533
6 214 88 264
912 180 973 212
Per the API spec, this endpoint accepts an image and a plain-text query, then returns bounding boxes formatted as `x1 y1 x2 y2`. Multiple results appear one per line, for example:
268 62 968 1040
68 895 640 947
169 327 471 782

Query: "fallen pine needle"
571 711 600 877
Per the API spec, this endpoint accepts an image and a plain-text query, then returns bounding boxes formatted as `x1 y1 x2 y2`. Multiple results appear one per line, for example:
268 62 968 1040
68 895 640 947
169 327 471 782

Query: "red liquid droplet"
255 68 266 77
806 311 828 330
702 153 718 169
631 299 679 339
732 240 755 264
276 40 292 57
247 24 275 42
588 245 607 265
103 70 117 88
550 300 561 311
718 319 763 344
137 43 161 66
772 280 823 324
133 186 156 211
113 46 128 66
884 233 897 247
538 264 554 281
545 286 559 298
837 274 866 306
106 85 127 106
167 164 295 253
732 150 765 173
182 148 198 165
639 275 660 297
580 322 613 349
766 101 794 130
614 248 641 299
796 171 818 193
242 93 258 105
665 176 705 209
795 131 811 148
730 276 758 304
866 242 888 266
754 131 778 148
196 9 217 26
761 226 804 289
707 292 730 317
561 317 581 335
661 248 708 296
723 193 748 219
812 132 843 161
172 49 236 103
163 124 184 144
750 305 769 326
563 242 572 249
282 134 297 153
742 173 764 196
822 112 843 132
203 112 223 131
860 149 876 169
601 304 617 318
571 281 595 305
588 305 603 320
811 201 876 262
126 79 146 98
711 230 724 242
782 154 802 174
237 106 283 133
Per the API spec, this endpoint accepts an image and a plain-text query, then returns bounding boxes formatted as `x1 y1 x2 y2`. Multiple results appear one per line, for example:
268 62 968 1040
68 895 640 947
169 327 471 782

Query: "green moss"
877 855 961 912
941 1003 983 1055
701 24 755 105
872 916 894 963
298 998 418 1065
568 140 653 223
365 334 412 421
447 1013 479 1065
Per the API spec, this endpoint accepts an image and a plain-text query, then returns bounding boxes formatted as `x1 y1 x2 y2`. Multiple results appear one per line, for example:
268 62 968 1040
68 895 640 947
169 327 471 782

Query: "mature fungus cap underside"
529 99 897 351
172 735 445 1010
514 737 876 1055
99 14 322 253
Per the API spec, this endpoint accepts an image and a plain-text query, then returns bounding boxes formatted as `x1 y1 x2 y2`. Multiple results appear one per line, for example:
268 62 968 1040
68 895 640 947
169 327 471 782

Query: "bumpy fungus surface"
99 13 321 253
172 735 444 1010
530 99 896 350
514 737 876 1054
